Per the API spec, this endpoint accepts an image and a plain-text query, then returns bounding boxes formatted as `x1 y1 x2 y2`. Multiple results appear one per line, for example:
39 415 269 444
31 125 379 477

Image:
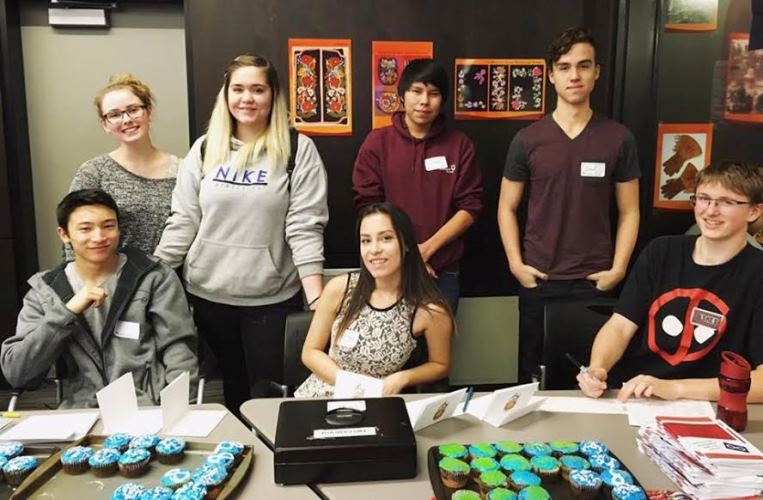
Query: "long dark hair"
335 202 454 342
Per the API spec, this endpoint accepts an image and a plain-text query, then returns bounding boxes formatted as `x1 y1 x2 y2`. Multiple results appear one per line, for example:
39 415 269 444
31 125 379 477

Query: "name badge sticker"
580 162 606 178
424 156 448 171
337 329 360 349
114 320 140 340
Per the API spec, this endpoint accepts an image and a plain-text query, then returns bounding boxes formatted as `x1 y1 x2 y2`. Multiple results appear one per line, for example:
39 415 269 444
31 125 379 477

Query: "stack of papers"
637 416 763 499
0 413 98 443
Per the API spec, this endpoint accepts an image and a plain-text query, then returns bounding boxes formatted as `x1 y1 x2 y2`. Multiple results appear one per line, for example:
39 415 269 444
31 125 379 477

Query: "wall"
20 1 188 270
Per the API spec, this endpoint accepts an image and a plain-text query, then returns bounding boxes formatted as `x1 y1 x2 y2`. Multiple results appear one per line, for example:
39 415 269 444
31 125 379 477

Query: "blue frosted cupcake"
111 483 146 500
172 481 207 500
89 448 121 477
508 470 541 492
104 433 133 452
522 442 552 458
205 452 235 471
530 455 560 482
214 441 244 465
3 456 38 486
438 443 468 459
488 487 517 500
612 484 647 500
130 434 161 457
589 453 620 472
579 440 608 457
157 437 186 465
0 455 7 479
60 445 94 474
569 469 602 498
517 485 550 500
600 468 634 488
469 442 497 460
140 486 174 500
0 441 23 460
499 454 531 472
493 441 523 456
191 464 227 493
548 440 578 456
161 467 192 490
118 447 151 477
559 454 590 480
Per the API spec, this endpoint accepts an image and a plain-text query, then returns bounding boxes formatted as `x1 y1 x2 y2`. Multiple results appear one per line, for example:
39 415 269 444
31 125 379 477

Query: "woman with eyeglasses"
155 55 328 414
69 74 178 255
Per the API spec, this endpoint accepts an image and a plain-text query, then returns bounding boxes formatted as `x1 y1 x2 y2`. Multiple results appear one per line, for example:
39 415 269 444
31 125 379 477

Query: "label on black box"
312 427 377 439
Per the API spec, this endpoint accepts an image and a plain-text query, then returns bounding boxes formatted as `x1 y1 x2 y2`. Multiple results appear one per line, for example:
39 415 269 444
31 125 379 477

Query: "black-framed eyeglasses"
689 195 753 209
102 105 146 125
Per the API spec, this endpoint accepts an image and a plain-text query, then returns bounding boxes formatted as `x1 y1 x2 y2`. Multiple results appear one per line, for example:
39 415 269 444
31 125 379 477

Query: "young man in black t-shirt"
579 162 763 402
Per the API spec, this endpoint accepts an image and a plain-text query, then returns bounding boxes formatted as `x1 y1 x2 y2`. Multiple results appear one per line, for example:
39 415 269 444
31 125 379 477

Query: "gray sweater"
155 134 328 306
1 248 198 408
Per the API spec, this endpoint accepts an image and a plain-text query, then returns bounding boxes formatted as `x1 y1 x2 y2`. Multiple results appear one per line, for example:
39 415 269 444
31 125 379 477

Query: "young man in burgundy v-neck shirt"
498 27 641 383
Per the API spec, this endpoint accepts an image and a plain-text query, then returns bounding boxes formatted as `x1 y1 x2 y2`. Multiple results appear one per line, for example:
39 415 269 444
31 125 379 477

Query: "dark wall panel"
185 0 619 296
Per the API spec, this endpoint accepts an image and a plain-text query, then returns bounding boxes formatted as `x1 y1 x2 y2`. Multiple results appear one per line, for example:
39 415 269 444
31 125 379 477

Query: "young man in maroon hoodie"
353 59 483 312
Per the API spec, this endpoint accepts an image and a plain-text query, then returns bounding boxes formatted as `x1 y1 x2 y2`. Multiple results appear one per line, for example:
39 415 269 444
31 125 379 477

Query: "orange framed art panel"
653 123 713 211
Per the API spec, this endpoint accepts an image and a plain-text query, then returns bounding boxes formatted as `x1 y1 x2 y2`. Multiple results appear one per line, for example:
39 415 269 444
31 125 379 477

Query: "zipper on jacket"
144 362 157 404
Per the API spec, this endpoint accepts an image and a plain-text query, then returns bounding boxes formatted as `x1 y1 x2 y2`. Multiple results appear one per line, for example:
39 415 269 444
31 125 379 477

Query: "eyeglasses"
689 195 753 209
102 105 146 125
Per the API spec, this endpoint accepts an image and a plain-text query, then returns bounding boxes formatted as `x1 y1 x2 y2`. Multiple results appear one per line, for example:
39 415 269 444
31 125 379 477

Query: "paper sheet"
532 396 627 415
405 388 467 431
334 370 383 399
626 400 715 427
0 412 99 443
163 410 226 437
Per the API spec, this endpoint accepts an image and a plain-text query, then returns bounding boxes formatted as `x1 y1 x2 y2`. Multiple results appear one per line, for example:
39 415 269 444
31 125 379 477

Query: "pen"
565 353 590 376
462 386 474 412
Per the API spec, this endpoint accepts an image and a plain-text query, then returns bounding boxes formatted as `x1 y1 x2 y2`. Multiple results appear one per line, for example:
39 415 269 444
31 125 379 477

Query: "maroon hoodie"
353 112 483 272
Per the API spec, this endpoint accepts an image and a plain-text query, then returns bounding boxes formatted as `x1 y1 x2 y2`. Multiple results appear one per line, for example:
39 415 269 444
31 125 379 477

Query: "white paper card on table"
160 371 224 437
0 412 99 443
455 382 539 427
334 370 383 399
405 388 467 431
626 399 715 427
327 401 367 412
532 396 626 415
96 372 139 433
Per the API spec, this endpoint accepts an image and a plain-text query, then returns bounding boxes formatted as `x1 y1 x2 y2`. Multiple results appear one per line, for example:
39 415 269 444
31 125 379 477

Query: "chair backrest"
282 311 315 389
542 296 616 390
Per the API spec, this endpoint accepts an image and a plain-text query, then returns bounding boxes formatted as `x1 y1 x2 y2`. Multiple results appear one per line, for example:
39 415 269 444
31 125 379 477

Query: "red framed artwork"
653 123 713 211
724 33 763 124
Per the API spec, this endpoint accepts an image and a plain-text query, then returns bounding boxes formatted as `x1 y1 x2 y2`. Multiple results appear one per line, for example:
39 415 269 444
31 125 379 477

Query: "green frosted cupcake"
471 457 500 477
438 443 468 459
451 491 480 500
488 487 518 500
530 455 560 482
517 485 550 500
438 457 470 489
499 454 531 472
468 442 497 460
494 440 523 455
549 440 578 456
479 469 508 495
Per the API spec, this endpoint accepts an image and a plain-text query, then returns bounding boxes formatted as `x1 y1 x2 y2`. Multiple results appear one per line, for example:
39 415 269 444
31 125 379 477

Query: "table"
6 404 316 500
240 392 763 499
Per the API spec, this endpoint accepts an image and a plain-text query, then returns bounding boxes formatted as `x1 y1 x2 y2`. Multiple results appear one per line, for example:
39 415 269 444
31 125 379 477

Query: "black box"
274 397 417 485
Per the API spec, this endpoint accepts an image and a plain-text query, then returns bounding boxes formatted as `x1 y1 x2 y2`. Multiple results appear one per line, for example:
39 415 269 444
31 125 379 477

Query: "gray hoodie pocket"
187 239 283 297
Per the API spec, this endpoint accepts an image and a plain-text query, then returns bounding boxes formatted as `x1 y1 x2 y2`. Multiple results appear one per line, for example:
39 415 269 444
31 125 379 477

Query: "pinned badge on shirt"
424 156 449 172
114 320 140 340
336 329 360 349
580 161 606 178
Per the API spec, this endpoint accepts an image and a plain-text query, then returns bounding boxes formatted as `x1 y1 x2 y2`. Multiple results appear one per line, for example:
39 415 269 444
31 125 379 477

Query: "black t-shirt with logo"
610 235 763 385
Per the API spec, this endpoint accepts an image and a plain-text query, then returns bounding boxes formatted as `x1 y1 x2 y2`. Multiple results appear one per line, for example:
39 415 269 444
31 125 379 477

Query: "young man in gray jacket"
1 189 198 408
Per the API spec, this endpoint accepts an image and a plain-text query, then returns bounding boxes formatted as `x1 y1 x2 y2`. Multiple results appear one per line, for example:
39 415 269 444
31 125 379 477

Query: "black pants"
517 279 605 384
189 293 302 415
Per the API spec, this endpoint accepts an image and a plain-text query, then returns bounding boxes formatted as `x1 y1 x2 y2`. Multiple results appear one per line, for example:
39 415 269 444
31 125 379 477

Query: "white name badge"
580 161 606 178
114 320 140 340
336 329 360 349
424 155 448 171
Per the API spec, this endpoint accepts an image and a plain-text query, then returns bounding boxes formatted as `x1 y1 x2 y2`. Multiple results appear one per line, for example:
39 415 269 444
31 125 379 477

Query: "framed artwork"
371 41 433 129
288 38 352 136
724 33 763 124
665 0 718 32
653 123 713 210
454 59 545 120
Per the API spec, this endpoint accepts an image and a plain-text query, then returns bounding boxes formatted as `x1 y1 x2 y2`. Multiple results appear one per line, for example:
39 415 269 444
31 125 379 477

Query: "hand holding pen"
566 353 608 399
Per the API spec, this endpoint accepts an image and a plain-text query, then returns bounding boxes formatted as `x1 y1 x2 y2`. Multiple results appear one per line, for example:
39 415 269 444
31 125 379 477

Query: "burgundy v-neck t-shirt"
503 114 641 279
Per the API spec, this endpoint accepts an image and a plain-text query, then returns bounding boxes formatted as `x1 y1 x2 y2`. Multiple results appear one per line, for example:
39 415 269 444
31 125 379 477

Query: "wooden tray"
12 435 253 499
0 446 59 500
427 442 646 499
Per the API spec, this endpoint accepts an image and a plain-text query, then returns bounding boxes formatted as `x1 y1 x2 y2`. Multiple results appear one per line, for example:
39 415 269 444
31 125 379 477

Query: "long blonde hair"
202 54 291 174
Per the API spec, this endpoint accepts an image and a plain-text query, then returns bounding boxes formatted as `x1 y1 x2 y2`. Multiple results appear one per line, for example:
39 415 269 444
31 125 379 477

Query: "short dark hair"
57 189 120 231
547 26 597 68
397 59 449 103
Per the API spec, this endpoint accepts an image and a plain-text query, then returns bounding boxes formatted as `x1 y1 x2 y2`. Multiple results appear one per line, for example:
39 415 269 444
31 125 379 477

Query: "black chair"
7 357 68 411
271 310 315 397
538 296 616 390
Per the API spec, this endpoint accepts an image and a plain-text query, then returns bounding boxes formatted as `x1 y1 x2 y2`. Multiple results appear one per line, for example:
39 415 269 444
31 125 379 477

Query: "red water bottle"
717 351 751 432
